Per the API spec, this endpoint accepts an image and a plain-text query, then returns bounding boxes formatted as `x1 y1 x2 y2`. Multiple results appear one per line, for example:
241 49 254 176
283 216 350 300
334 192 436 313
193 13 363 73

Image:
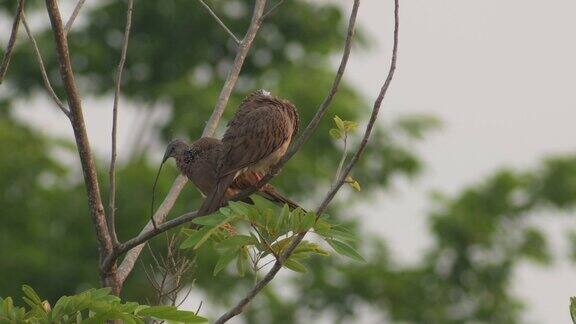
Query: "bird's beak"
161 149 170 164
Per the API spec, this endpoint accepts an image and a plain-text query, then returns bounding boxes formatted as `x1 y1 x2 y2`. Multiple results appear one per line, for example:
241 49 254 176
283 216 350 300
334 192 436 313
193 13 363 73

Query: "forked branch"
202 0 267 137
21 11 70 117
197 0 241 44
0 0 25 84
114 0 268 283
64 0 87 34
230 0 361 203
44 0 116 291
108 0 135 247
215 0 399 322
111 0 356 276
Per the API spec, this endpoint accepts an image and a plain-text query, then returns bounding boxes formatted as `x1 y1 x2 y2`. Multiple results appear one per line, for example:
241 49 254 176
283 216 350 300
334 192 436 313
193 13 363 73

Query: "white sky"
345 0 576 323
8 0 576 322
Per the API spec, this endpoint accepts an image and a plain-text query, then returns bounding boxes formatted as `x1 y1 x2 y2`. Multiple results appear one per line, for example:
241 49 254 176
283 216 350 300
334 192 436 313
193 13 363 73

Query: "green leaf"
182 213 237 250
327 239 365 262
283 259 307 273
343 120 358 132
268 237 294 256
345 175 361 191
333 115 345 131
192 212 229 226
329 226 358 243
213 249 239 275
217 235 256 251
250 194 281 214
329 128 342 140
293 241 331 257
22 285 43 305
137 306 207 322
237 246 248 277
228 201 253 219
180 227 212 249
276 204 290 231
300 211 317 232
312 218 331 236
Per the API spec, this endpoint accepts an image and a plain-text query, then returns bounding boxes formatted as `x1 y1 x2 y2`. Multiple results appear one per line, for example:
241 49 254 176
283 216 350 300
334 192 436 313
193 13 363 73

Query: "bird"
199 89 300 214
162 137 300 209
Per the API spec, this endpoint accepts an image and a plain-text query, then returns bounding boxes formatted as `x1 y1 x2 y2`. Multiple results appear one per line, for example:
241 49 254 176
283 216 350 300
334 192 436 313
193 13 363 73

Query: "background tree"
2 0 575 323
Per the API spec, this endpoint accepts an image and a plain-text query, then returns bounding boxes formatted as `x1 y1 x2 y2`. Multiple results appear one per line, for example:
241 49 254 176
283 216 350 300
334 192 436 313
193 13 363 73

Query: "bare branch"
214 0 399 322
21 11 70 117
202 0 267 137
114 175 187 282
64 0 87 34
229 0 360 203
44 0 117 292
108 0 134 247
115 0 268 285
0 0 25 85
262 0 284 20
196 0 241 45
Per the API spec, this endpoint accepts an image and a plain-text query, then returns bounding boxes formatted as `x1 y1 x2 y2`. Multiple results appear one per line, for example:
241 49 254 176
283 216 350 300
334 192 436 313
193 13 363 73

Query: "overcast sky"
10 0 576 322
345 0 576 323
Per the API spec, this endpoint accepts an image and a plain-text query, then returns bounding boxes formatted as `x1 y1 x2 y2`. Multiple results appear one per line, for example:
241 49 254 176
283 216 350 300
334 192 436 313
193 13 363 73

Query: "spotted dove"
199 90 300 213
162 137 299 209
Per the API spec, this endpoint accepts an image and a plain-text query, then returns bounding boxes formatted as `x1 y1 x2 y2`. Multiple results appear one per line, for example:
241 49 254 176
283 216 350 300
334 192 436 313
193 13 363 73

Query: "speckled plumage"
165 137 299 209
200 90 300 213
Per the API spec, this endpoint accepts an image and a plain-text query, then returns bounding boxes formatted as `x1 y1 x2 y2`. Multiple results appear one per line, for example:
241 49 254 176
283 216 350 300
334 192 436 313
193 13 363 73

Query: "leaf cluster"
0 285 206 323
180 195 364 277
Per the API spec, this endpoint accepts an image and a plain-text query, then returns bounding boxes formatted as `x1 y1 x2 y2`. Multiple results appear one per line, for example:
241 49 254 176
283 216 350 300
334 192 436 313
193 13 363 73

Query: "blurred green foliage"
1 0 576 323
0 285 207 323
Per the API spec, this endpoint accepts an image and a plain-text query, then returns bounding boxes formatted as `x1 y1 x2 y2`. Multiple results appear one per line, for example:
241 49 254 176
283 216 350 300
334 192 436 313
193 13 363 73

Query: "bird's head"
162 139 189 163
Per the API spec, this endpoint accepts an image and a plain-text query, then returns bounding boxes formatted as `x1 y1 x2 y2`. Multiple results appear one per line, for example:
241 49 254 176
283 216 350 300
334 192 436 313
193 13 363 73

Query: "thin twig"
178 285 194 308
228 0 360 204
115 0 268 284
256 258 275 271
0 0 25 85
45 0 117 292
113 174 188 281
333 134 348 187
64 0 86 34
251 224 277 259
195 301 203 315
214 0 399 322
196 0 241 45
21 11 70 117
108 0 134 247
262 0 284 20
202 0 267 137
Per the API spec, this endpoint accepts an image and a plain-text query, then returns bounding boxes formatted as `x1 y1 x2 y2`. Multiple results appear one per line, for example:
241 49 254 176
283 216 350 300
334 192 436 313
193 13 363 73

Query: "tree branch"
262 0 284 20
44 0 117 291
108 0 134 247
202 0 267 137
114 0 268 284
0 0 25 85
229 0 360 203
196 0 241 45
215 0 399 322
21 11 70 117
115 207 200 282
64 0 86 35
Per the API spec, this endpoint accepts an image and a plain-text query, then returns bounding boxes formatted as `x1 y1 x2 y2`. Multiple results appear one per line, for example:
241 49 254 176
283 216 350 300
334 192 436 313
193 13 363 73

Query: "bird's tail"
199 172 237 215
258 184 301 210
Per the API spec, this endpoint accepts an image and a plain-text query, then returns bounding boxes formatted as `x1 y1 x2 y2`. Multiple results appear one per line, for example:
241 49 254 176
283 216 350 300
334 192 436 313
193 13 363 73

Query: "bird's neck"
174 153 189 174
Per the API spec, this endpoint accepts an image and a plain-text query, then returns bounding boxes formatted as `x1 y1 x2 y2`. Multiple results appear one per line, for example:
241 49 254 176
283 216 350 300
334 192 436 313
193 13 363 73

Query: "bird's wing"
218 103 292 177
